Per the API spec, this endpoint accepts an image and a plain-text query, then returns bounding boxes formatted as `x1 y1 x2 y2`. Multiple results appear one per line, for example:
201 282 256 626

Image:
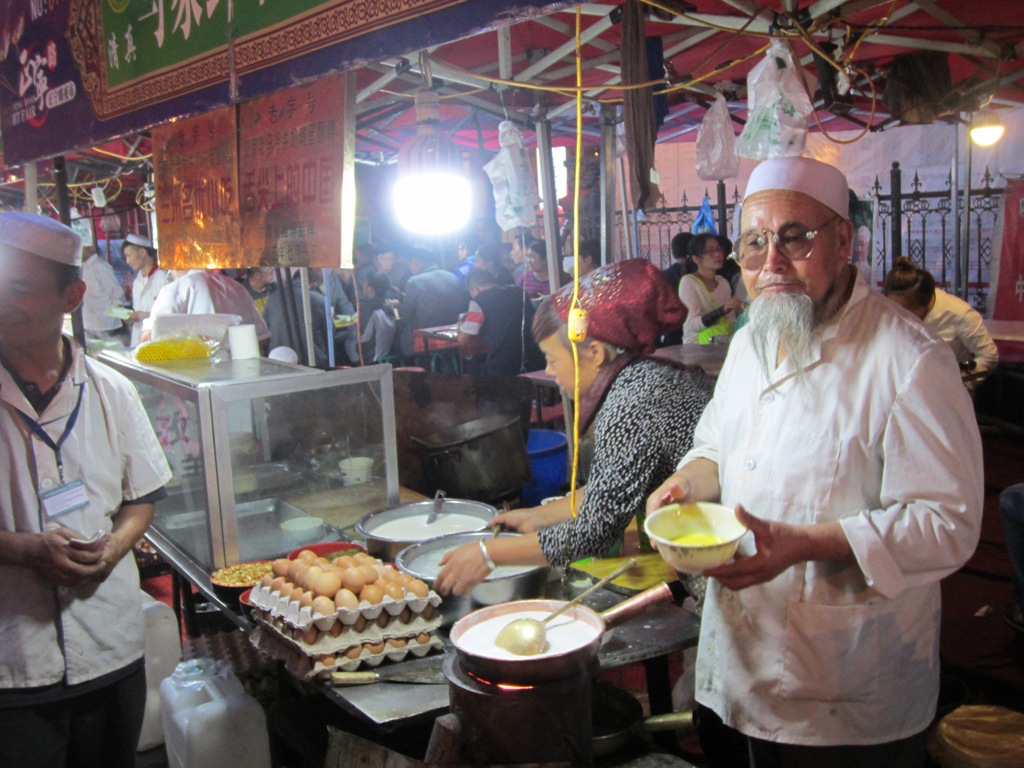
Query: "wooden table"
984 319 1024 343
652 343 729 377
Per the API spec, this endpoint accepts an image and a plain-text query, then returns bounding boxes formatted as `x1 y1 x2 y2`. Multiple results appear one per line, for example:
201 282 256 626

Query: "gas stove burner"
441 654 595 766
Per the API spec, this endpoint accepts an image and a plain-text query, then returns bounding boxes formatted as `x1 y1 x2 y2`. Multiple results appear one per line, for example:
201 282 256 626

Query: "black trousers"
0 667 147 768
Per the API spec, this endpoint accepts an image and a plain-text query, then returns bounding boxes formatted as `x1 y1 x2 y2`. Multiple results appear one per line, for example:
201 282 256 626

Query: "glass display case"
98 352 400 575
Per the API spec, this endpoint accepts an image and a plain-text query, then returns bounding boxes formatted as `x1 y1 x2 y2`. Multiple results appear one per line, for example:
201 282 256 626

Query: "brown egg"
398 607 412 624
353 552 374 564
334 555 356 570
303 565 324 590
358 564 379 584
299 591 316 609
416 632 431 644
271 576 287 592
279 582 295 599
364 641 386 655
315 557 331 568
373 564 391 579
354 615 368 633
388 637 407 649
312 596 335 616
344 645 361 660
287 560 307 583
376 612 390 629
272 558 291 577
319 653 336 667
297 549 317 562
313 571 342 598
334 588 359 611
303 625 319 645
407 579 429 598
340 568 367 595
330 621 343 638
421 604 435 620
382 582 404 601
360 584 384 605
261 573 274 588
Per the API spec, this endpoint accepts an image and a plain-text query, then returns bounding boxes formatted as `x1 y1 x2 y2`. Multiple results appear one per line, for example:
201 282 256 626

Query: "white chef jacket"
129 266 172 347
81 255 126 333
924 289 999 380
0 341 172 688
682 276 983 746
150 270 269 341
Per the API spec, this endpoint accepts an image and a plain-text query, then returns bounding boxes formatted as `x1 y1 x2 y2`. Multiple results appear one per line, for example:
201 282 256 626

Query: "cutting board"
568 553 676 595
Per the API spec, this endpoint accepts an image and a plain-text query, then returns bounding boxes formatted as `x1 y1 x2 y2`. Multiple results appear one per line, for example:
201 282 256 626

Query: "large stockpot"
411 415 531 502
354 499 497 561
396 531 548 626
448 582 673 685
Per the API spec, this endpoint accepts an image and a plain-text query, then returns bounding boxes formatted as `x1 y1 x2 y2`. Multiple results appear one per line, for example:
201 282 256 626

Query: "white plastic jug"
159 659 271 768
138 595 181 752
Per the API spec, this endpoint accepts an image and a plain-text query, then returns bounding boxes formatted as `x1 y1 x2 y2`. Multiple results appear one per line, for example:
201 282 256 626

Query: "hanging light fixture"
970 110 1004 146
393 88 471 235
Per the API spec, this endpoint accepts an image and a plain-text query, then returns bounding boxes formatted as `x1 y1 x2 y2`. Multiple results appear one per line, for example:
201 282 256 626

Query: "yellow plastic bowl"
644 503 747 574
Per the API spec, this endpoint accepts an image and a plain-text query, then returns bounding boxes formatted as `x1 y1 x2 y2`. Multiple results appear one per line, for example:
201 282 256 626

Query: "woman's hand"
646 470 698 514
493 503 568 533
434 541 491 596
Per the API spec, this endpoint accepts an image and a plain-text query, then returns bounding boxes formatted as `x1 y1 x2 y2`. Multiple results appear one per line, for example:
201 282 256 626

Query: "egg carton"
310 634 444 678
257 608 443 657
249 582 442 630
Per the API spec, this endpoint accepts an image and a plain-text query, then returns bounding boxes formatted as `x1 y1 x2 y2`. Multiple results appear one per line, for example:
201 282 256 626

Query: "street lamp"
393 89 471 235
970 110 1004 147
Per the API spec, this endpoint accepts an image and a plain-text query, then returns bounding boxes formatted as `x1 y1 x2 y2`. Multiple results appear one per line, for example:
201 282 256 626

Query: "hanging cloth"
622 0 663 212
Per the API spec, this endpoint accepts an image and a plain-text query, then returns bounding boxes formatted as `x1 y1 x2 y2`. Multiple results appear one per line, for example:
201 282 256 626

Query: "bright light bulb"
393 172 472 235
970 124 1004 147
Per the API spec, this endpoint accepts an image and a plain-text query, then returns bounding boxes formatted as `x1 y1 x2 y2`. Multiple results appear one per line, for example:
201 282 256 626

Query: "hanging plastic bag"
736 39 814 160
483 121 540 231
695 93 739 180
692 195 718 235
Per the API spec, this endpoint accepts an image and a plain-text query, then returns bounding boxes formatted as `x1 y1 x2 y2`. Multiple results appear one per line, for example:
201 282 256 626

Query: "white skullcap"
125 233 154 249
268 346 299 364
0 211 82 266
743 157 850 219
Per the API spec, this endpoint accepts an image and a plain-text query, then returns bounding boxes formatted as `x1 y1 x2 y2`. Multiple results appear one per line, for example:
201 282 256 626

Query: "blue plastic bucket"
521 429 568 507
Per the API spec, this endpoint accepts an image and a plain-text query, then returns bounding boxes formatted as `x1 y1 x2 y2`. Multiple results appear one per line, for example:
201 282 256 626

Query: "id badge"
41 479 90 521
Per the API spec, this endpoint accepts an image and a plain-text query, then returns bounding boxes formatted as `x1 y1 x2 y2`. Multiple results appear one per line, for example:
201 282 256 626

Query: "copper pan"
449 582 673 685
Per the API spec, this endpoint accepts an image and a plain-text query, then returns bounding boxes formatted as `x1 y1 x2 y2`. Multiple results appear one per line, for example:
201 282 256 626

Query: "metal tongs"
425 489 446 524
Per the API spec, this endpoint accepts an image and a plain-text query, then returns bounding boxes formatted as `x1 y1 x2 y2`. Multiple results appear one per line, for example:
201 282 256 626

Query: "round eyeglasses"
731 213 842 270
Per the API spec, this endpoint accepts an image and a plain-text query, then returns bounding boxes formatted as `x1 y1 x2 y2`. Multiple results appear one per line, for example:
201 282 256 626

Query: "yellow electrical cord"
567 4 585 520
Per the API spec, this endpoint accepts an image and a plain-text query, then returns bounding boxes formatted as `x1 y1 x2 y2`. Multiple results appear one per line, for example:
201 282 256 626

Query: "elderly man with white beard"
647 156 983 768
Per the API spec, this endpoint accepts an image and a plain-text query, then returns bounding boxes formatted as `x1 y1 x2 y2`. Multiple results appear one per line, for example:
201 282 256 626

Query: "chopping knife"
330 656 445 686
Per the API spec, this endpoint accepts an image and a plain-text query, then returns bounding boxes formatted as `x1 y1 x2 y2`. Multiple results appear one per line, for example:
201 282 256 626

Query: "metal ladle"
494 558 638 656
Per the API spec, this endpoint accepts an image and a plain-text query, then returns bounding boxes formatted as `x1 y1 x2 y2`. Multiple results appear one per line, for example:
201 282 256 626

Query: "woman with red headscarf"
435 260 713 596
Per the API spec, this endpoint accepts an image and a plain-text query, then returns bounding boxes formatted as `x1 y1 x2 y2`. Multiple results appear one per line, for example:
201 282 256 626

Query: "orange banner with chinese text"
238 71 353 269
152 107 241 269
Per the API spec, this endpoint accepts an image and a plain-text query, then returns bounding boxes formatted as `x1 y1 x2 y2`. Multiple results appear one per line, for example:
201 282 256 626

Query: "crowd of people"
2 154 1014 768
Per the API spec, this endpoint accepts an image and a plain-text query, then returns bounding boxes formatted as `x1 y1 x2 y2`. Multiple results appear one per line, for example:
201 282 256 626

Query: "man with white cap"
79 244 129 346
648 157 983 766
121 233 170 347
0 212 172 767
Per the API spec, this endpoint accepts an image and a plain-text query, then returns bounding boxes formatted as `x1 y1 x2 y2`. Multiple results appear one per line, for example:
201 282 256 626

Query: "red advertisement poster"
238 71 354 268
152 106 241 269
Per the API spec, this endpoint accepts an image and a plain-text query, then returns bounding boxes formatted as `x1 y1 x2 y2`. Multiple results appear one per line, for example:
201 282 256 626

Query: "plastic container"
159 659 271 768
521 430 568 507
138 595 182 752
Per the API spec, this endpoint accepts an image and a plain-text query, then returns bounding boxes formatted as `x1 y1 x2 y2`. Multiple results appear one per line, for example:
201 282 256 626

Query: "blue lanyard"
19 383 85 485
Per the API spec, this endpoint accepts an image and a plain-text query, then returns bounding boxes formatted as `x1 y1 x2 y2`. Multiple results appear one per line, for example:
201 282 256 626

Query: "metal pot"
396 531 548 626
411 415 531 502
591 682 695 758
449 582 673 685
354 498 496 560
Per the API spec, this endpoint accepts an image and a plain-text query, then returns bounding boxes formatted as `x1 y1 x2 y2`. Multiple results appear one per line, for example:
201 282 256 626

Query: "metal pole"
716 180 728 237
599 105 617 265
321 268 336 368
23 162 37 214
54 156 85 348
950 125 961 294
535 118 562 290
299 268 315 367
960 132 974 302
890 162 902 267
617 155 634 262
